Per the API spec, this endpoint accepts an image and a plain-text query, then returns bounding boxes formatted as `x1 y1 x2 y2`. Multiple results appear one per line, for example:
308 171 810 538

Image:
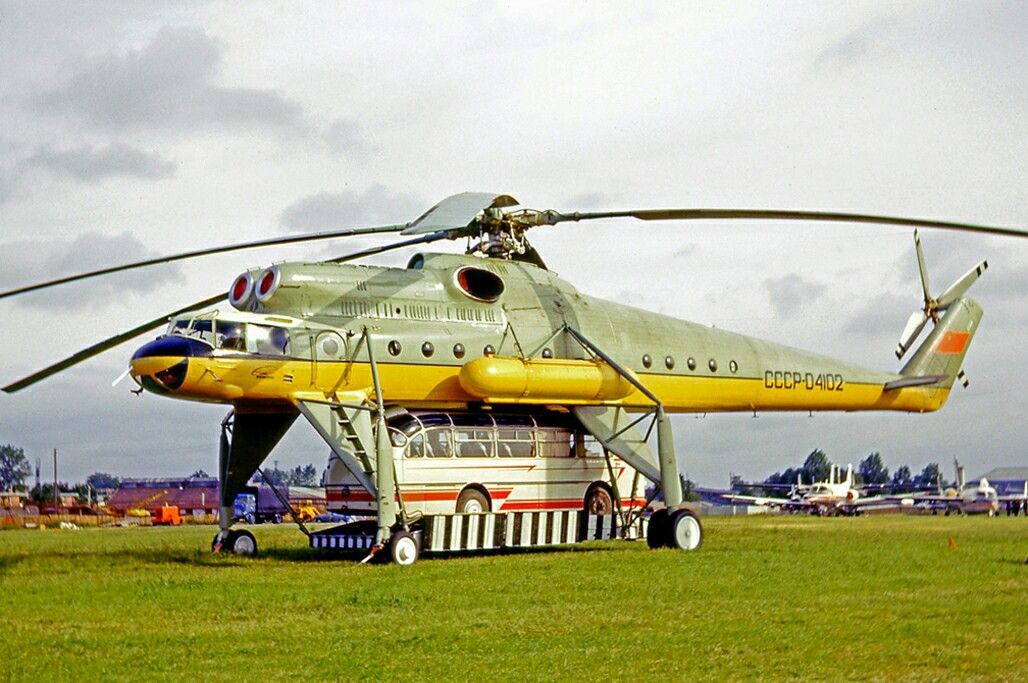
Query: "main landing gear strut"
565 325 703 552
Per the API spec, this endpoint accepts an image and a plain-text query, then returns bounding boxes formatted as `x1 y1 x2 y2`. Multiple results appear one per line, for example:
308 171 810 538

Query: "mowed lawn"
1 516 1025 681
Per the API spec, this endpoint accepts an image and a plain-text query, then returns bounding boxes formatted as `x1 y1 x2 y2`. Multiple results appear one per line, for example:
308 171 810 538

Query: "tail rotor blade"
914 230 932 305
937 260 988 309
896 311 929 360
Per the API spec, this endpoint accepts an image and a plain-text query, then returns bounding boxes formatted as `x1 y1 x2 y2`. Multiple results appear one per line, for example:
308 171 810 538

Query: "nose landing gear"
212 528 257 556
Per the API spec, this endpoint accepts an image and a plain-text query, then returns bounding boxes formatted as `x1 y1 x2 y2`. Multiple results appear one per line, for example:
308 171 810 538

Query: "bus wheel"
668 509 702 551
389 530 419 566
646 509 669 549
456 488 490 514
584 485 614 515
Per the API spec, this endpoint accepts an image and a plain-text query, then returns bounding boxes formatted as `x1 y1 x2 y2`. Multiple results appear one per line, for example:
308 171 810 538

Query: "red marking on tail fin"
935 331 970 355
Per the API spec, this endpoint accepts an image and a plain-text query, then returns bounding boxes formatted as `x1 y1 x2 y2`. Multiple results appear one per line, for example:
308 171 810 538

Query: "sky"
0 1 1024 487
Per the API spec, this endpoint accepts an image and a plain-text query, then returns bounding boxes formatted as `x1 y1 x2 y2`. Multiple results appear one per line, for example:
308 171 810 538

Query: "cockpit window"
217 322 246 351
170 319 217 347
169 318 290 355
248 324 290 355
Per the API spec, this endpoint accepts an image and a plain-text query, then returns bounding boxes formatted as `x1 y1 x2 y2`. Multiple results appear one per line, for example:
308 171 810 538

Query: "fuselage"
129 252 949 413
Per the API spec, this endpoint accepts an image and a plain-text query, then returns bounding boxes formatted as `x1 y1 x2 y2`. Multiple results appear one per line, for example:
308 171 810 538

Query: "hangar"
976 467 1028 495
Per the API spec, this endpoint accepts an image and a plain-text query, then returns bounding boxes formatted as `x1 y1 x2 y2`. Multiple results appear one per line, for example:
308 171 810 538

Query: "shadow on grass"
0 555 27 576
258 539 625 564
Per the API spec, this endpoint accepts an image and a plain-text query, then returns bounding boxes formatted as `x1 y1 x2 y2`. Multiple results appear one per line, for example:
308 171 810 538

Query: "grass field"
1 516 1025 681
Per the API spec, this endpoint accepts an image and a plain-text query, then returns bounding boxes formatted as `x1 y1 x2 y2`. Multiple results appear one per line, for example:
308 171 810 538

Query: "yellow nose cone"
130 356 185 378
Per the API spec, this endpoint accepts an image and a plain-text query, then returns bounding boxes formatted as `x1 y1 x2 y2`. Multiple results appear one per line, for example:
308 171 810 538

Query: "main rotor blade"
402 192 518 235
0 224 407 301
1 230 452 394
549 208 1027 238
1 292 225 393
325 229 452 263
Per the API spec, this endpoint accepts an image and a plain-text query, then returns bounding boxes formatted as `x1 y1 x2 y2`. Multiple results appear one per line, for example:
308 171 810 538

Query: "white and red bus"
324 410 645 517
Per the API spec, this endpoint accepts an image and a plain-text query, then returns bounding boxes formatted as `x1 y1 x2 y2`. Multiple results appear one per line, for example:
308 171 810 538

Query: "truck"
233 486 287 524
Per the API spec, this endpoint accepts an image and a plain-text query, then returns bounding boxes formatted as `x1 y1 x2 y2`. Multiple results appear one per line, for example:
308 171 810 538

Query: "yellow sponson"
459 356 635 402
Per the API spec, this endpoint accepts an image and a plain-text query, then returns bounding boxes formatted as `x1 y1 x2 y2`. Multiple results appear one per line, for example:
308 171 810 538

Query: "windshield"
169 318 290 355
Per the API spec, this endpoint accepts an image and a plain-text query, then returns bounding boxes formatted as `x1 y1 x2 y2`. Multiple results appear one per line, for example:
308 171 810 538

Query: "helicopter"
2 192 1024 564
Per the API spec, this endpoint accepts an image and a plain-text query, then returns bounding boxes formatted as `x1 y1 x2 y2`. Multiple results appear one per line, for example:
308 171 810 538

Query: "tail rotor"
895 230 988 360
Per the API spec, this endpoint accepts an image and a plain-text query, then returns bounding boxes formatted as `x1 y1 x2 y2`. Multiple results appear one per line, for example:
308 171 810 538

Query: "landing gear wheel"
389 530 419 566
584 486 614 515
668 509 703 551
647 509 670 549
213 529 258 556
456 488 490 514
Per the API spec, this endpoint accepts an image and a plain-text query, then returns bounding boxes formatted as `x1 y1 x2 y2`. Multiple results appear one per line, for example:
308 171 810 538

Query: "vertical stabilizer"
900 298 983 389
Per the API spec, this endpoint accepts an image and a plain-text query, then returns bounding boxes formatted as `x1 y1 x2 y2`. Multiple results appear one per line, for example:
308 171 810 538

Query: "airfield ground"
1 516 1024 681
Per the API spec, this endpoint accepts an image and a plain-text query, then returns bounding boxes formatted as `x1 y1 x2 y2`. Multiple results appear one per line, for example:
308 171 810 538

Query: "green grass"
1 516 1025 681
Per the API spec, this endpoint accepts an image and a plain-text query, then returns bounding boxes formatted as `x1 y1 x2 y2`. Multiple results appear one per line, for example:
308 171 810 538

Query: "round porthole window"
483 344 495 356
387 340 402 356
642 354 652 369
665 356 675 370
453 343 466 359
541 348 553 359
321 338 339 356
729 360 738 374
709 359 718 372
422 342 434 358
687 357 696 371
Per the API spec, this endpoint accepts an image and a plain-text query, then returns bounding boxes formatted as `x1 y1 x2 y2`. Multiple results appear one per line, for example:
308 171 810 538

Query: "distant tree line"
733 449 949 496
1 442 322 502
255 464 320 488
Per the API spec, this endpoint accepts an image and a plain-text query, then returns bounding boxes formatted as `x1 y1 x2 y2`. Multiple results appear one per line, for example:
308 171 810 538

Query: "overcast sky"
1 1 1024 487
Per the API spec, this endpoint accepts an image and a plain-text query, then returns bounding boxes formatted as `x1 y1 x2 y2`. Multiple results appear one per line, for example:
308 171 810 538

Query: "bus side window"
455 428 492 458
425 428 452 457
538 429 572 457
407 433 425 458
497 429 534 457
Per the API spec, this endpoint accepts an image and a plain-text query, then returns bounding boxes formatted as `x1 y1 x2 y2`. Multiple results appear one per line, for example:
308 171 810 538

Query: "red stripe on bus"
326 489 374 502
500 499 584 511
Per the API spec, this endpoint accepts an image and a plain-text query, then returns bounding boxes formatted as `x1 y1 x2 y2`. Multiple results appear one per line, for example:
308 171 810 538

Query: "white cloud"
0 3 1024 486
24 143 176 182
33 26 308 135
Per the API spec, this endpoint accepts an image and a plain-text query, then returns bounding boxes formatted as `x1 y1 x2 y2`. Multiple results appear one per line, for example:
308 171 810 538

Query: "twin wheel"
646 508 703 551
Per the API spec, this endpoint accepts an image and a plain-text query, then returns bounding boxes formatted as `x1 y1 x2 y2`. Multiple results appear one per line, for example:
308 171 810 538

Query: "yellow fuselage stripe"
145 356 949 413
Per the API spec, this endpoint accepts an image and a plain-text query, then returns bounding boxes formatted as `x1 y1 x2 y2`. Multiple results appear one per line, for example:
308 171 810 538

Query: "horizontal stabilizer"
883 375 946 391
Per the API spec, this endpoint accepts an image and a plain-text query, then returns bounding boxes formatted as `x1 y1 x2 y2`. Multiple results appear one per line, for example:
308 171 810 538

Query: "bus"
324 410 645 517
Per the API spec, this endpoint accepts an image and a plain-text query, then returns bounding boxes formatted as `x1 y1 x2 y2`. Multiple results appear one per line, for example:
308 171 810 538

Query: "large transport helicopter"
3 193 1025 564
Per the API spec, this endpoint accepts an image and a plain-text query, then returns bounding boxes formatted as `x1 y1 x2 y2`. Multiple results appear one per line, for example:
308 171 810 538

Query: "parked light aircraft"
896 461 1017 516
721 464 901 515
2 193 1025 563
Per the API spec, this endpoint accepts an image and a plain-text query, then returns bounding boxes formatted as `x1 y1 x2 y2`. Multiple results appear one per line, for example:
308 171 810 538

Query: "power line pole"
53 448 58 510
